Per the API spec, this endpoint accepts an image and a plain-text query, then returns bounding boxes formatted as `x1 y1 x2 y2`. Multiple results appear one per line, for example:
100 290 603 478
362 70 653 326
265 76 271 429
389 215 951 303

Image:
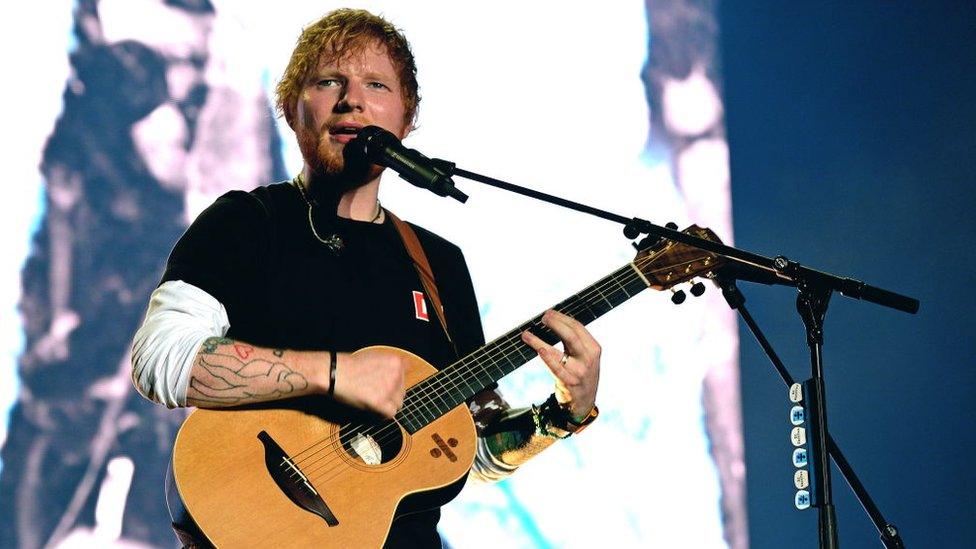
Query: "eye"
316 79 341 88
367 81 391 90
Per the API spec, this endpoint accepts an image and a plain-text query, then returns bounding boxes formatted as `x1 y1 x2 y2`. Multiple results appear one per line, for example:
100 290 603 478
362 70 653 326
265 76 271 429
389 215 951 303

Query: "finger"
534 317 587 376
521 329 559 364
541 310 591 353
523 330 580 385
542 310 600 362
379 386 402 418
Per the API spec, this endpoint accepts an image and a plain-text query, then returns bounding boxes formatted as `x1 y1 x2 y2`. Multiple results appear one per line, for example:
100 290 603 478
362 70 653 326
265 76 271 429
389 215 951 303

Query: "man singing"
132 8 601 548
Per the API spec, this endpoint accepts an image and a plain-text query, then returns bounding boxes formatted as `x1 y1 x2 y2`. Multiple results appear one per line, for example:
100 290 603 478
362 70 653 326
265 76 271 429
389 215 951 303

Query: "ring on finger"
559 352 570 367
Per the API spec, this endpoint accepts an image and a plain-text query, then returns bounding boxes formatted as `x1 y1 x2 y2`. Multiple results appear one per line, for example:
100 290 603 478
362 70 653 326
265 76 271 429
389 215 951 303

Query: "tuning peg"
665 222 679 230
670 288 686 305
690 281 706 297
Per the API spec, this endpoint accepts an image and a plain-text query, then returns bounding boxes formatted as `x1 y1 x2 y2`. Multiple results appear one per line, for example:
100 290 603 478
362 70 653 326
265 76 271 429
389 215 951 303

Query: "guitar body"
172 346 477 548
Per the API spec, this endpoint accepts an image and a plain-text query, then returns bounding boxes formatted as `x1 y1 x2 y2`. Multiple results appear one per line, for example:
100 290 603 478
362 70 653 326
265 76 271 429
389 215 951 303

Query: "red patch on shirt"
413 291 429 321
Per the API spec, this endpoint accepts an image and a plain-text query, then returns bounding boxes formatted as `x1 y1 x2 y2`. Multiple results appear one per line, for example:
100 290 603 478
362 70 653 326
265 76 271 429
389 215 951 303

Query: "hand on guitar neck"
521 309 601 420
185 337 408 419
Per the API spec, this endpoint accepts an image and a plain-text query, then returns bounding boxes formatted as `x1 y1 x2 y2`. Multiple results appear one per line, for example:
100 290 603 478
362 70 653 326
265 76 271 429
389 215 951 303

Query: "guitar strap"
386 210 457 355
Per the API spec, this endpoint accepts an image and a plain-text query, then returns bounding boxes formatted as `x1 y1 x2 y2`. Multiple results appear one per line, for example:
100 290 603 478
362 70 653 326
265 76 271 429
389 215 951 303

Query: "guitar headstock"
632 225 725 291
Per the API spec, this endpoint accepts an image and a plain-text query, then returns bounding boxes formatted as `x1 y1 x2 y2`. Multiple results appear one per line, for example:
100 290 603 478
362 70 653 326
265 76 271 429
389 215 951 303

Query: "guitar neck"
397 261 650 433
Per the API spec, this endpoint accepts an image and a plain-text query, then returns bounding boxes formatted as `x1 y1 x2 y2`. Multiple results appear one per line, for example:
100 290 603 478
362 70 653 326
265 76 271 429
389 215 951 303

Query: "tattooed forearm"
186 353 309 406
482 407 557 467
186 338 324 408
201 336 234 354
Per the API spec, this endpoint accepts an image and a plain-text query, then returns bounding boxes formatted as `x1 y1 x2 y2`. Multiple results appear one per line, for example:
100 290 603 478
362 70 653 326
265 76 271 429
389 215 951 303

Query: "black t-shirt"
162 181 486 548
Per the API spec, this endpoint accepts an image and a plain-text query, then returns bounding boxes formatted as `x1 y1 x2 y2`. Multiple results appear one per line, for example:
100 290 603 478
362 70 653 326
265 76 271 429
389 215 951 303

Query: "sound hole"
339 419 404 466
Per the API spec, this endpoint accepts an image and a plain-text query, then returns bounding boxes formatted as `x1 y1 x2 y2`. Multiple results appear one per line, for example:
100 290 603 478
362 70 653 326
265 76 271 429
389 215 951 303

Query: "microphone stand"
426 160 913 549
718 280 905 549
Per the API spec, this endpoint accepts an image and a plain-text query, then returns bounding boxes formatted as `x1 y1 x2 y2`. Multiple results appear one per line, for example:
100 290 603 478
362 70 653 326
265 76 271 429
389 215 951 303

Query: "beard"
296 125 383 201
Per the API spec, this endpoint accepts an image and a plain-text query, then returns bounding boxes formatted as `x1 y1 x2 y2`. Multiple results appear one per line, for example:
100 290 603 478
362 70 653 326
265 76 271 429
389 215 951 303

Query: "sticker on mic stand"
794 469 810 490
790 383 804 403
791 426 806 447
795 490 812 510
793 448 808 468
790 405 805 425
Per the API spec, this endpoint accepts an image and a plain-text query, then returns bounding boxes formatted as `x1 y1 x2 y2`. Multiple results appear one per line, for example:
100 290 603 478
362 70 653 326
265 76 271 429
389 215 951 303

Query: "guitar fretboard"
395 261 650 434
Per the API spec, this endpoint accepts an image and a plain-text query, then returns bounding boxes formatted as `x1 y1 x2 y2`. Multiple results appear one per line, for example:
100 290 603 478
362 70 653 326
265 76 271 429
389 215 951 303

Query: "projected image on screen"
1 1 743 548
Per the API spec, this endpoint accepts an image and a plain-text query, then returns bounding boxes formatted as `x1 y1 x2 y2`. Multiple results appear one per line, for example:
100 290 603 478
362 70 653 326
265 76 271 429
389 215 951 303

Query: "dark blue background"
721 2 976 547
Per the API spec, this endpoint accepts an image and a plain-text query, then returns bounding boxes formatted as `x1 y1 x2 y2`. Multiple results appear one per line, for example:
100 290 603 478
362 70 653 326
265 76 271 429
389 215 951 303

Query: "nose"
335 82 365 113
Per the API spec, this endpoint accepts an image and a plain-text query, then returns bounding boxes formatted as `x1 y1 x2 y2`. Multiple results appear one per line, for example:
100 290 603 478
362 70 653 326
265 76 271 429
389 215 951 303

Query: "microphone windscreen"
343 130 371 172
355 125 398 162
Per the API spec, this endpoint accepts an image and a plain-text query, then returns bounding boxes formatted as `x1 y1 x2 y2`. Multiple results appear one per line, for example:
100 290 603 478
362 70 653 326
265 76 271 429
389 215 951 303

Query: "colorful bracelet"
536 393 599 437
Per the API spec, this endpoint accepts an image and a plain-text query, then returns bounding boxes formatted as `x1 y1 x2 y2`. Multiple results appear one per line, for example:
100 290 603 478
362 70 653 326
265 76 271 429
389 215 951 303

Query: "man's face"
293 41 411 188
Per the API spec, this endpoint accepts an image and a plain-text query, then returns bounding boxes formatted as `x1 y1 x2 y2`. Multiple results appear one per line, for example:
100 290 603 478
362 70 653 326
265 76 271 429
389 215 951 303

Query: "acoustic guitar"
171 225 724 547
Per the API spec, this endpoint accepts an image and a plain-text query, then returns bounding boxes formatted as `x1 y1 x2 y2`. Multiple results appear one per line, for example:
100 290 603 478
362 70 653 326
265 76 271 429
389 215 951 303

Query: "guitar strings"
285 260 647 482
289 255 648 467
286 250 696 485
298 260 661 485
290 254 700 484
288 253 702 485
296 260 693 487
288 251 689 484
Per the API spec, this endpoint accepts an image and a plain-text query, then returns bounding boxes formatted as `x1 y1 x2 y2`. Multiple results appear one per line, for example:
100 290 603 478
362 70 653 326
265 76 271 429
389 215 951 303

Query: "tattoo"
201 337 233 354
273 349 285 357
481 406 560 467
233 343 254 359
490 434 557 468
187 352 309 406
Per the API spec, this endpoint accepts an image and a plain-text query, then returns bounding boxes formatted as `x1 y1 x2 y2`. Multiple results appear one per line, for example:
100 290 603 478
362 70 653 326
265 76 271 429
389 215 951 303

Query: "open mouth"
330 126 360 136
329 124 362 144
329 122 362 140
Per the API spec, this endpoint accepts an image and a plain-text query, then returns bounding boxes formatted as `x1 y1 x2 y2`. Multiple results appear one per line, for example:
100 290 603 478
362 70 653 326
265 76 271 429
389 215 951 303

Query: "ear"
285 103 297 131
285 92 308 131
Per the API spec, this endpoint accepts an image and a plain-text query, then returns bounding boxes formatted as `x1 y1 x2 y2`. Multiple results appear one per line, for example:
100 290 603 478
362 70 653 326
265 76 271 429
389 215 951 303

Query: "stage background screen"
0 1 744 547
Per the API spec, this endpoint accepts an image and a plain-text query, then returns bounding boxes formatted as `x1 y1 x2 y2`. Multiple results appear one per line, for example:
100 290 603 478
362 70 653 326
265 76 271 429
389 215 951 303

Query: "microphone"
349 126 468 203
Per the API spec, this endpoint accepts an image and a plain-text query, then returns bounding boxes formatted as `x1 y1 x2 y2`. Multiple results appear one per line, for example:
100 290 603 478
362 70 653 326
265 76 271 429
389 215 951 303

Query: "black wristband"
327 351 337 398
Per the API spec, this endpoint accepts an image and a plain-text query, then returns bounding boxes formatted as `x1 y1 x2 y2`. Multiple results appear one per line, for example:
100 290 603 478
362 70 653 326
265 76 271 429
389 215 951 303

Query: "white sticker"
794 469 810 489
790 383 804 403
791 426 807 447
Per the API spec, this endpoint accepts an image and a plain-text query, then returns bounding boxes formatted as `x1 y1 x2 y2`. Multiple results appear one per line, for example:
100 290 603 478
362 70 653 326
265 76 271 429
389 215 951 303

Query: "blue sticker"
790 405 805 426
795 490 811 510
793 448 808 467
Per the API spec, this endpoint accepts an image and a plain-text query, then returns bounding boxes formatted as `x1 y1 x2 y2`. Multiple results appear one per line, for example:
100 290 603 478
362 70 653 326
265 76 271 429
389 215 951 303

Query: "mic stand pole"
428 160 914 548
718 280 905 549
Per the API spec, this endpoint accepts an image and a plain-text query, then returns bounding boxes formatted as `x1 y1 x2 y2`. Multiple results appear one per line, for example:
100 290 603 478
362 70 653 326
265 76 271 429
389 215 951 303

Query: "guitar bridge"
258 431 339 527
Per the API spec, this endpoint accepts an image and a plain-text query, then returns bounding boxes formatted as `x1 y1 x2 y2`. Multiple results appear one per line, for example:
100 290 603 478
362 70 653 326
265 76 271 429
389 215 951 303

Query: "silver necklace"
293 175 382 252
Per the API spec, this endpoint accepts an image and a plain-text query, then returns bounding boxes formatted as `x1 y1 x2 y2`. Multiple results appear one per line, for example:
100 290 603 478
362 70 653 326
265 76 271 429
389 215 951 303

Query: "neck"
302 166 382 222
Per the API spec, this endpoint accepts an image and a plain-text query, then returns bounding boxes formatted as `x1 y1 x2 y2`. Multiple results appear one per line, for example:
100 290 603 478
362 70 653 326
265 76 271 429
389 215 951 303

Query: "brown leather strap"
386 210 455 351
